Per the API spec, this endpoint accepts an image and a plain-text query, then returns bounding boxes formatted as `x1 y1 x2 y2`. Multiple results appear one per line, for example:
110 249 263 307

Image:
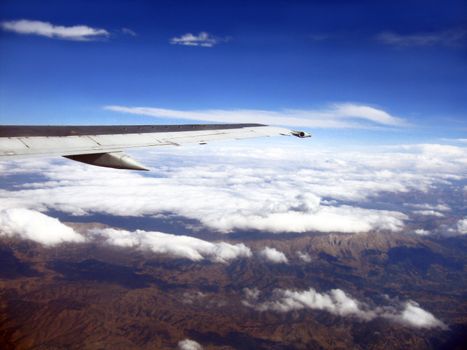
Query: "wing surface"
0 123 310 170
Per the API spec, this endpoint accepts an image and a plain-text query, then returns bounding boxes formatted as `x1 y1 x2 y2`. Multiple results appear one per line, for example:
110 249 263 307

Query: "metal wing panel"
0 125 296 159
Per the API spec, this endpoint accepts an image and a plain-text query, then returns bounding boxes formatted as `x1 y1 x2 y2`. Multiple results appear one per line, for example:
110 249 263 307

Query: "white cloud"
104 103 407 128
170 32 223 47
93 228 252 263
211 203 406 233
394 301 447 329
0 207 252 263
457 218 467 234
413 210 445 217
244 288 446 329
414 229 430 236
1 19 109 41
251 288 370 319
409 203 450 212
297 251 312 262
377 29 467 47
0 142 465 235
0 208 85 245
259 247 288 263
178 339 203 350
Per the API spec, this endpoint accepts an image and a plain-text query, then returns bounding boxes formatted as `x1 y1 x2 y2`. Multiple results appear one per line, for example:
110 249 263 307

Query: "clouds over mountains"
243 287 447 329
94 228 252 263
0 208 251 263
0 142 465 236
0 207 448 330
0 142 460 333
0 208 85 245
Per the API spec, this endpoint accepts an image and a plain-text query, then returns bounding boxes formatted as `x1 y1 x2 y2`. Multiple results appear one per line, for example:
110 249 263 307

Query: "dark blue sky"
0 0 466 144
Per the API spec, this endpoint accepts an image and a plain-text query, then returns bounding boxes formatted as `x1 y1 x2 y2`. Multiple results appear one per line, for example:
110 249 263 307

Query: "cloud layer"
243 287 446 329
104 103 407 128
1 19 109 41
1 142 465 236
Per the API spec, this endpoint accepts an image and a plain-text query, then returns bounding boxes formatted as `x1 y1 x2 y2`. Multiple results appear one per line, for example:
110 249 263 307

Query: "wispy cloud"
377 28 467 47
0 19 109 41
243 288 447 329
121 27 137 36
104 103 407 128
170 32 225 47
413 210 445 217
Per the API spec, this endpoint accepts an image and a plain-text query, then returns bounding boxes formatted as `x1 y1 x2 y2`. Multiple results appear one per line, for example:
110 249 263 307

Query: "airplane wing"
0 124 310 170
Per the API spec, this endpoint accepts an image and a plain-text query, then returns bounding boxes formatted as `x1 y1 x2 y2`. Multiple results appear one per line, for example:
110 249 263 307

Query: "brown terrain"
0 225 466 349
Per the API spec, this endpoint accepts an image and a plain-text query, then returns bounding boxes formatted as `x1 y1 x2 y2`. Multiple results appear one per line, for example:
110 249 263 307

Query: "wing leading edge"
0 123 311 170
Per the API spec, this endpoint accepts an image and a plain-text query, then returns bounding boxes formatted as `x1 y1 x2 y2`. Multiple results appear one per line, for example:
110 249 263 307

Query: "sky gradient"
0 0 466 145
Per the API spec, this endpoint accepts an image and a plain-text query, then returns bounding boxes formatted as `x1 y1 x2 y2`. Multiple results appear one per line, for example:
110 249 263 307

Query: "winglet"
64 152 149 171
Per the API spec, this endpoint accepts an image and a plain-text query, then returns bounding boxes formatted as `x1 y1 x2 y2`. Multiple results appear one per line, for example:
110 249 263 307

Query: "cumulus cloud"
93 228 252 263
248 288 369 318
297 251 312 262
178 339 203 350
391 301 447 329
0 208 85 245
104 103 406 128
414 229 430 236
244 287 446 329
259 247 288 263
170 32 224 47
377 28 467 47
457 218 467 234
1 19 109 41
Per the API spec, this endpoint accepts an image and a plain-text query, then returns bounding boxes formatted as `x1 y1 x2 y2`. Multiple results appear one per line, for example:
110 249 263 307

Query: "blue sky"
0 0 466 145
